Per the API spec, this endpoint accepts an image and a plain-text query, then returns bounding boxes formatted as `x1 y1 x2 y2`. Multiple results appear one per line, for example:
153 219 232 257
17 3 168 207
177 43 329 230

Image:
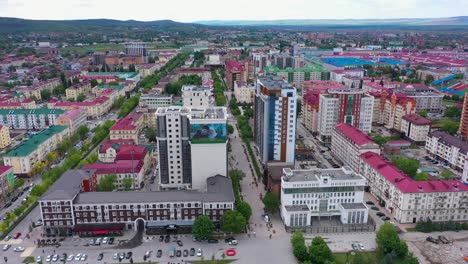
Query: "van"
169 247 175 257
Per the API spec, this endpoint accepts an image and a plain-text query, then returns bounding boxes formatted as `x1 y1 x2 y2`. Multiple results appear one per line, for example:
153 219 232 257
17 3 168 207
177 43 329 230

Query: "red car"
13 232 21 239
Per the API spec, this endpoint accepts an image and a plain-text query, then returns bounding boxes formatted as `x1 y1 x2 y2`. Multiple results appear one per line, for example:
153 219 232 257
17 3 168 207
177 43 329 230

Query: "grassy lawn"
442 100 456 107
22 256 35 263
60 43 124 53
333 251 378 264
190 260 237 264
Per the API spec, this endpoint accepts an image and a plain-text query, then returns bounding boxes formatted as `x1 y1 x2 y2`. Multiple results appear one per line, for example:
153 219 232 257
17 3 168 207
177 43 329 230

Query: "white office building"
182 85 212 107
139 93 173 110
156 106 228 190
280 167 369 227
254 76 297 164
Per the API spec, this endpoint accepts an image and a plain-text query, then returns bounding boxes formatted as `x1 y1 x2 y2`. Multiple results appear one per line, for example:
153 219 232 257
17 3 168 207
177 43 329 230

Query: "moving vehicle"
13 232 21 239
14 246 25 252
3 244 10 251
97 253 104 260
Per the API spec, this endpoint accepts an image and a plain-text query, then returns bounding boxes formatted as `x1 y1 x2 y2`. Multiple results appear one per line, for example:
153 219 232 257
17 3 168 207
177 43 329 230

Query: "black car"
370 206 379 211
11 196 18 202
164 235 170 243
4 202 12 208
208 238 219 243
189 248 195 256
176 250 182 257
97 253 104 261
177 240 183 246
156 249 162 258
365 201 375 205
381 216 390 221
23 186 30 192
108 237 114 245
183 249 189 257
426 236 440 244
159 235 164 242
126 252 132 259
225 237 235 243
332 164 340 168
376 212 385 217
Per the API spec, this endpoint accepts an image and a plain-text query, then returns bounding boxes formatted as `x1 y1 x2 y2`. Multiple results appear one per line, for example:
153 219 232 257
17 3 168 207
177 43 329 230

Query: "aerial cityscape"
0 1 467 264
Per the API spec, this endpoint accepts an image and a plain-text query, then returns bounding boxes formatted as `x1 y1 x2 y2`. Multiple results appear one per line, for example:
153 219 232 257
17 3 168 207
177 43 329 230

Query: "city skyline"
0 0 467 22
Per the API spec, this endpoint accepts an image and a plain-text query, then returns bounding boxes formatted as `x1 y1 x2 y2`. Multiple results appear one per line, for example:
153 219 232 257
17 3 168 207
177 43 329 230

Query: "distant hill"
0 17 201 34
196 16 468 26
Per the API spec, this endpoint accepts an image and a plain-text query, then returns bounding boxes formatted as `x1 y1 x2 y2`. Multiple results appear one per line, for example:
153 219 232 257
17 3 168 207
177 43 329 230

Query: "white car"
67 255 74 261
52 254 59 262
80 254 87 261
228 239 238 245
14 246 25 252
36 256 42 262
113 253 119 260
358 243 365 251
102 237 109 244
197 248 203 257
2 244 10 251
46 255 52 262
75 253 82 261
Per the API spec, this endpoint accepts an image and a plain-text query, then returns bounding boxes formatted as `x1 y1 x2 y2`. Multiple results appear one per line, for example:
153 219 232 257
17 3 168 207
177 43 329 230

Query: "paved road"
296 123 333 168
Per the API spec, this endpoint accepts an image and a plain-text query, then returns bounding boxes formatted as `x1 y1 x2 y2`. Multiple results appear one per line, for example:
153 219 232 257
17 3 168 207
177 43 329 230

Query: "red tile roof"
99 139 134 153
334 123 376 146
226 60 245 72
83 159 144 174
402 114 432 126
110 113 142 131
360 152 468 193
0 165 13 175
115 145 147 161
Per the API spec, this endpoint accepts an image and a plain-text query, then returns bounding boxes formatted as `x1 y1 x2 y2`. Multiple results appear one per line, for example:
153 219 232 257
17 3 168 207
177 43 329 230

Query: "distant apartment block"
139 92 173 110
459 92 468 140
0 166 14 203
233 81 255 104
109 112 144 143
401 114 431 142
124 42 148 63
65 81 92 101
425 131 467 172
0 109 65 130
182 85 212 107
0 125 11 149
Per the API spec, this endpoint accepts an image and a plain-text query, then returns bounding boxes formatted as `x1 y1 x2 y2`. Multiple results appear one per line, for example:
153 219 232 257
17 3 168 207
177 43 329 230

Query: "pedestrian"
42 249 44 254
269 234 272 239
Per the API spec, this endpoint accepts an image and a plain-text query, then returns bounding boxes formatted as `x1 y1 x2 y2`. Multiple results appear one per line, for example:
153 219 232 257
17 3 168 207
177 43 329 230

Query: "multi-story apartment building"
254 76 297 164
459 92 468 140
49 96 112 119
136 63 163 78
331 123 380 172
425 131 468 172
272 54 305 69
263 65 328 88
139 92 173 110
0 125 11 149
0 109 65 130
156 106 228 190
280 167 368 227
330 69 364 83
401 114 431 142
182 85 212 107
396 85 443 112
318 89 374 145
56 109 87 136
233 81 255 104
65 81 92 101
359 152 468 224
3 125 68 175
225 60 248 90
0 98 36 109
370 90 416 131
109 112 144 143
17 78 61 100
124 42 148 63
40 171 234 236
0 166 14 204
252 53 270 76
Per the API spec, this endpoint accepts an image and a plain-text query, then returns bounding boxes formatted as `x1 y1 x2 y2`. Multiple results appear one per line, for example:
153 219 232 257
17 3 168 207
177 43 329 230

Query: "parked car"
75 253 82 261
3 244 10 251
4 202 12 208
197 248 203 257
97 253 104 260
370 206 379 211
113 253 119 260
225 237 235 243
376 212 385 217
36 256 42 263
176 250 182 257
13 232 21 239
14 246 25 252
126 252 132 259
228 239 238 246
46 255 52 262
183 249 189 257
426 236 440 244
381 216 391 221
351 243 358 251
144 250 152 259
358 243 365 251
52 254 59 262
59 253 66 261
108 237 114 245
157 249 162 258
438 235 450 244
4 235 12 241
208 238 219 243
159 235 164 242
118 252 125 260
365 201 375 205
164 235 170 243
190 248 195 256
80 254 87 261
102 237 108 244
67 255 74 261
177 240 183 246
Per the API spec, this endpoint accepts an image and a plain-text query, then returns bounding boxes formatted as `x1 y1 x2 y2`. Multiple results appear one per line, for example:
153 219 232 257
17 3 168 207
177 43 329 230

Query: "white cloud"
0 0 466 22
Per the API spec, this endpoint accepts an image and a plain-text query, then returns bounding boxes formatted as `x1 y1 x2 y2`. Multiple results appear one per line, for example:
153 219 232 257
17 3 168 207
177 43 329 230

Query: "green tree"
96 174 117 192
440 169 454 180
220 210 246 234
262 192 280 214
192 215 215 240
440 119 459 135
40 90 52 101
236 201 252 222
444 106 462 118
414 173 429 181
309 236 333 264
76 93 86 102
391 156 419 177
52 84 65 96
417 110 428 118
46 152 58 163
424 74 435 85
145 127 157 142
376 223 408 258
122 178 133 191
77 126 90 139
227 124 234 134
90 79 99 87
14 178 25 190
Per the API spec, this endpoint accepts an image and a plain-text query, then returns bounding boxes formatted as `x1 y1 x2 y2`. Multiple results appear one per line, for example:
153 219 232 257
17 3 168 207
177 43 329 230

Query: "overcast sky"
0 0 466 22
